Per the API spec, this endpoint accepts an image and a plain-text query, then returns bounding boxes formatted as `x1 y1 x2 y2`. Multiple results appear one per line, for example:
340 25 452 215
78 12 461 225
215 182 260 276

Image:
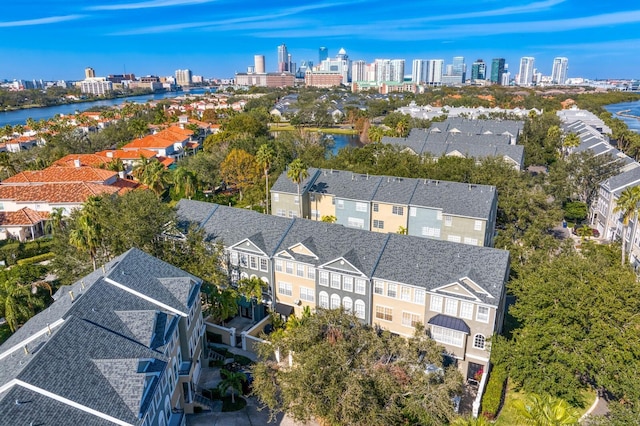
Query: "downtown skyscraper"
517 57 535 86
490 58 505 85
277 43 289 72
551 57 569 85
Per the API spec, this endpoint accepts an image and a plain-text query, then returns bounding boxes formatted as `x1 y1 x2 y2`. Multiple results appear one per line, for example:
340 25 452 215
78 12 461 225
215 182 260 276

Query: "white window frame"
373 219 384 229
354 300 366 319
347 217 364 228
460 302 474 320
476 306 490 323
278 281 292 297
319 291 329 308
331 273 341 289
319 271 329 286
401 286 411 301
464 237 478 246
375 305 393 322
447 235 461 243
273 193 279 202
296 264 305 277
330 294 341 309
355 279 366 295
285 261 293 274
402 312 421 328
444 215 452 226
355 202 367 212
473 334 486 350
307 267 316 280
430 295 443 313
409 206 417 217
259 258 268 272
387 283 397 298
414 289 425 305
430 325 465 347
336 199 344 209
343 296 353 312
275 259 283 272
392 205 404 216
300 287 315 302
474 220 482 231
249 256 257 269
444 298 458 316
374 280 384 295
343 276 353 292
373 203 379 212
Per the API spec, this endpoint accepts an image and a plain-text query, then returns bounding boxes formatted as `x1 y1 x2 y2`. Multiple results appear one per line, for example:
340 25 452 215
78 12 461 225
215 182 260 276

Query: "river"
0 88 212 127
604 100 640 133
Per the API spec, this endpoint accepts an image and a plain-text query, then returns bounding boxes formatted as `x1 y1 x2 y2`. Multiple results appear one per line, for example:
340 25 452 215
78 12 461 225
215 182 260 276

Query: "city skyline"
1 0 639 81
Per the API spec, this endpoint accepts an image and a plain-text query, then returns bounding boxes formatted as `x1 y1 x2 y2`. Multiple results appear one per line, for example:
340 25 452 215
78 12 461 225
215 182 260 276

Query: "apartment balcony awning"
273 303 294 317
428 314 470 334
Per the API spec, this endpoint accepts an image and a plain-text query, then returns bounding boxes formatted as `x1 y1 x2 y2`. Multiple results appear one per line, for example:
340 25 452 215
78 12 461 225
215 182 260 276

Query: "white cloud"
0 15 85 28
89 0 215 11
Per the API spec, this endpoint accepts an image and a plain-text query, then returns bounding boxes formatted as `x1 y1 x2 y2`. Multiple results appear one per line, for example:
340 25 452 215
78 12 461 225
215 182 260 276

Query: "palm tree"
172 166 198 199
237 276 267 320
255 144 275 214
218 369 246 404
0 152 18 179
561 133 580 157
1 279 46 332
513 393 579 426
368 126 384 143
613 186 640 266
69 197 103 270
286 159 308 219
134 157 169 196
395 118 409 137
45 207 66 236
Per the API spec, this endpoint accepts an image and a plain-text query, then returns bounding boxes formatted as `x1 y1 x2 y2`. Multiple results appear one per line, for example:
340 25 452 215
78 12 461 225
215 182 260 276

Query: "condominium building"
177 200 510 382
551 57 569 85
517 57 535 86
175 69 192 86
411 59 427 84
270 168 498 247
80 78 113 96
0 248 206 426
84 67 95 79
471 59 486 82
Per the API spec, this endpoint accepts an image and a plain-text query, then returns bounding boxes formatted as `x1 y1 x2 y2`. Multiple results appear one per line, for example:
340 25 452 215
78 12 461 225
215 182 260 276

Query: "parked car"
573 225 600 238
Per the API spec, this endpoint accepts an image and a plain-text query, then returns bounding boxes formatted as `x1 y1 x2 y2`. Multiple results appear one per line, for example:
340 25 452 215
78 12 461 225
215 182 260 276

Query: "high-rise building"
490 58 506 84
411 59 427 84
315 48 351 83
517 57 535 86
319 47 328 63
352 60 367 82
426 59 444 84
551 57 569 85
373 59 404 83
278 43 289 72
254 55 266 74
85 67 95 79
452 56 466 80
471 59 486 82
175 69 192 86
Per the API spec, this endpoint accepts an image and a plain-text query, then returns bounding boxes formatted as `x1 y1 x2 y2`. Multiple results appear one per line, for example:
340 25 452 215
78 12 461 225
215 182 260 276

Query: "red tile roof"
0 182 128 203
0 208 49 226
53 154 112 168
95 149 157 160
121 125 191 150
2 166 116 185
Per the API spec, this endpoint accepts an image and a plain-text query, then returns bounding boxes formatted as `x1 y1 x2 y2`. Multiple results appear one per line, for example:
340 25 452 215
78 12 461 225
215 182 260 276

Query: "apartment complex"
177 200 510 381
382 118 525 170
270 168 498 247
0 248 206 426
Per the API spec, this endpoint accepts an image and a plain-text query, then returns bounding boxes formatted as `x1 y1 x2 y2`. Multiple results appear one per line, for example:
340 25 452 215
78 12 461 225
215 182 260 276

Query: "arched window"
164 396 171 422
473 334 486 350
157 414 166 426
330 294 340 309
240 272 249 280
319 291 329 309
342 297 353 312
354 300 365 319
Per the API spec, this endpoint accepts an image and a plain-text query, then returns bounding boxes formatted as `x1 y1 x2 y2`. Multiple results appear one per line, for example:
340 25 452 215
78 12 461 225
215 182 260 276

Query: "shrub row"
481 363 508 419
0 239 53 265
16 252 55 266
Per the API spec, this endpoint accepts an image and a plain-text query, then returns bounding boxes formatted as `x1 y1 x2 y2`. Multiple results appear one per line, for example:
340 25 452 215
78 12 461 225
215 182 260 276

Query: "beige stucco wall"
371 202 409 234
274 261 317 316
309 193 335 221
371 280 426 337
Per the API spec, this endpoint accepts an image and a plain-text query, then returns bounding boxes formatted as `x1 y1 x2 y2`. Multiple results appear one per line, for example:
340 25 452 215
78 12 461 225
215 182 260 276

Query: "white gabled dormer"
229 238 268 256
288 242 318 259
319 257 365 276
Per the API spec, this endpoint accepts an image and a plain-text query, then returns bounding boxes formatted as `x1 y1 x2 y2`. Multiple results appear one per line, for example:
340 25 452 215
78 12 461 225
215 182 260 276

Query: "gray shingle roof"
372 233 509 305
604 166 640 192
271 167 320 194
310 169 383 201
409 180 496 218
372 176 418 204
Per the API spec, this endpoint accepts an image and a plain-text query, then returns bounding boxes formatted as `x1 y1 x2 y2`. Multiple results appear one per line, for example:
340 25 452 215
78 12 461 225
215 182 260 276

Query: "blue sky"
1 0 639 81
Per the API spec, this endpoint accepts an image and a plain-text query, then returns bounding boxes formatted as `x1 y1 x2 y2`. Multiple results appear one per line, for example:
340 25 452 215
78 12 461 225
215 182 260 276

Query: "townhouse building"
0 248 206 426
176 200 510 381
270 168 497 247
381 118 525 170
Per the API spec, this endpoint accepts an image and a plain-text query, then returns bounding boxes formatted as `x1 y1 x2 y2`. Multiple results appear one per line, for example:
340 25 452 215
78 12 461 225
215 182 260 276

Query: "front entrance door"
467 362 484 384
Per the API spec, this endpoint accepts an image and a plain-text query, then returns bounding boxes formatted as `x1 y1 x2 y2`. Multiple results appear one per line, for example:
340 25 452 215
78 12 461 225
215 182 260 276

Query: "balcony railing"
178 360 192 376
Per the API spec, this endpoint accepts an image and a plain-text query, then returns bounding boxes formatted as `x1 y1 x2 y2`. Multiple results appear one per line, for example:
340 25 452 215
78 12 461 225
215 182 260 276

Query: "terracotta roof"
121 126 191 150
111 178 142 190
0 208 49 226
186 142 199 149
0 182 126 203
2 166 116 185
95 149 157 160
53 154 112 168
157 157 175 168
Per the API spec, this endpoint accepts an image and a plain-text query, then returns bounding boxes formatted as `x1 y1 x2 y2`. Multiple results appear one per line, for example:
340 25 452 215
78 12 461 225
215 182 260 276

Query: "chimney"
119 171 125 179
23 345 29 355
69 291 74 302
73 159 81 168
106 151 113 158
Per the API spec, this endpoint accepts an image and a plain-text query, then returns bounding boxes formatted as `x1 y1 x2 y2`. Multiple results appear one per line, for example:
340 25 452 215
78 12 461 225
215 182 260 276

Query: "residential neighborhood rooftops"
0 182 131 203
0 208 48 226
270 167 319 195
2 166 117 185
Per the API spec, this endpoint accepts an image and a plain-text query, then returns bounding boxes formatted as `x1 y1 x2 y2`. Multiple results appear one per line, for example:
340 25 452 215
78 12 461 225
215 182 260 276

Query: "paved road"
186 396 319 426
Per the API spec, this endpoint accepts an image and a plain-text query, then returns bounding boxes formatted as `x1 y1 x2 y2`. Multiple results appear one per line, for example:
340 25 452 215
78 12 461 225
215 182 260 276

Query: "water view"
604 100 640 133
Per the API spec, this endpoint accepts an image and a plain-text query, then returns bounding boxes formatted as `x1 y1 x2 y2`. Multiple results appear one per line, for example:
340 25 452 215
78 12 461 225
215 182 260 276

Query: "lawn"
495 380 596 425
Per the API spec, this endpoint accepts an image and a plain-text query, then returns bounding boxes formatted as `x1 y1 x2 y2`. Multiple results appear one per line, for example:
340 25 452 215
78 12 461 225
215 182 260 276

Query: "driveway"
186 396 319 426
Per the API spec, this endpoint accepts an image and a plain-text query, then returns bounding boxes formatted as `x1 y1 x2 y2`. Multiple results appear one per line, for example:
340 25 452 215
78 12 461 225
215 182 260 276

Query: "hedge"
481 363 508 419
16 252 55 266
0 239 53 265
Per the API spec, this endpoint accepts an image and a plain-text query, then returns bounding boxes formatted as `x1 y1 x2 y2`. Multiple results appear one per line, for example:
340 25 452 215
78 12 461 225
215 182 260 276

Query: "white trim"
287 243 319 259
431 284 481 302
466 353 490 362
0 318 65 361
228 238 268 256
11 380 135 426
319 257 366 277
104 277 187 317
